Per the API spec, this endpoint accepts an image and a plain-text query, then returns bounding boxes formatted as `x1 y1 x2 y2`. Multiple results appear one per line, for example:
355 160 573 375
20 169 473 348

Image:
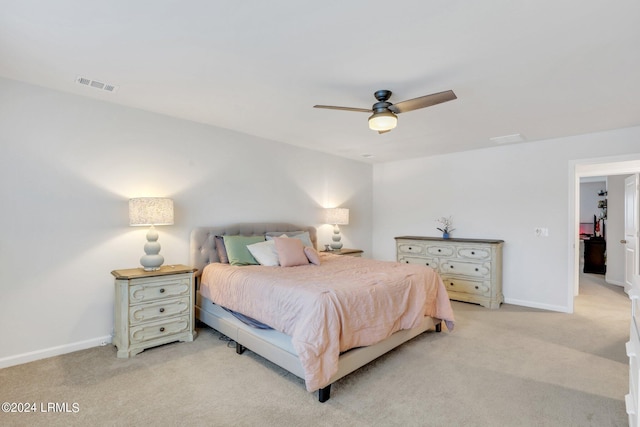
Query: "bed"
190 223 454 402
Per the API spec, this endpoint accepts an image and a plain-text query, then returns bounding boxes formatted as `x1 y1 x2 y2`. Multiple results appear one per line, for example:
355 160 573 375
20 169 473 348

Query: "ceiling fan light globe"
368 111 397 131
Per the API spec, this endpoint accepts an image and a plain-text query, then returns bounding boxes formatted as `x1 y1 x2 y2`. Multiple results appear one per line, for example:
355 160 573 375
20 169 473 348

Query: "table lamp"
129 197 174 271
325 208 349 250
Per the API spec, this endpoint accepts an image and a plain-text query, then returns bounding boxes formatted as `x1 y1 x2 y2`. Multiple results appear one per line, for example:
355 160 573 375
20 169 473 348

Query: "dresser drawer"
397 243 425 255
442 277 491 296
440 260 490 278
129 276 191 304
130 316 191 344
426 246 455 257
457 247 491 260
399 256 439 269
129 297 190 325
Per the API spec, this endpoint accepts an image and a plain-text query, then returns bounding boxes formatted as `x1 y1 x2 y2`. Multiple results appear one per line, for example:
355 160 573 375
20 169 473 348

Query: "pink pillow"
274 237 309 267
304 247 321 265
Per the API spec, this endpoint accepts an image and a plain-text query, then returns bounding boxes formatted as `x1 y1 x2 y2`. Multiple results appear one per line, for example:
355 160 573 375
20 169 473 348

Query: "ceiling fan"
314 89 457 134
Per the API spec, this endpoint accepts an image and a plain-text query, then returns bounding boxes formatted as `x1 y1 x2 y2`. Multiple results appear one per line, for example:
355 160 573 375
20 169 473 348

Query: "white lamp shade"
129 198 174 226
368 111 397 131
325 208 349 225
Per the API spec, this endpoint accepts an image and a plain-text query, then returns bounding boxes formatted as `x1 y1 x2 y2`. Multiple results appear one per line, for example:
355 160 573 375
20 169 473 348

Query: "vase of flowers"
436 216 455 239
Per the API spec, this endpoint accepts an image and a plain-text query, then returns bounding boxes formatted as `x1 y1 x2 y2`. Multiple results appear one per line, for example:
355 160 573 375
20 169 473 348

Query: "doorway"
570 155 640 312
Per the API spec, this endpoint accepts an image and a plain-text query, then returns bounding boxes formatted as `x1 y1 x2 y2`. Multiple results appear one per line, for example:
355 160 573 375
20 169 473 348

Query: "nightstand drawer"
443 277 491 296
130 316 191 344
129 297 190 325
129 276 190 304
440 260 490 278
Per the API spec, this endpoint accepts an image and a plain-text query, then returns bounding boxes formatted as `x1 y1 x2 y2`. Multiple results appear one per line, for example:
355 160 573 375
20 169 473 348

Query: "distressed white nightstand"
111 264 197 358
324 248 363 257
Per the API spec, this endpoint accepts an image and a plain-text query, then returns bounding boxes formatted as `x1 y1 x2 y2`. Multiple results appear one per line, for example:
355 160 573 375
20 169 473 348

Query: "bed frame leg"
236 343 245 354
318 385 331 403
435 322 442 333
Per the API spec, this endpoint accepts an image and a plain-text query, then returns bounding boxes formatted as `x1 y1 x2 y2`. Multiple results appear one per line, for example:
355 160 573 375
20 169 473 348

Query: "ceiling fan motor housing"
369 90 398 131
374 90 392 102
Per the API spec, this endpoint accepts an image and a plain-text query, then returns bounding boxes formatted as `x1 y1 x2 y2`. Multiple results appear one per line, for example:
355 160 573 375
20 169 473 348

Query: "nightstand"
111 264 197 358
325 248 363 257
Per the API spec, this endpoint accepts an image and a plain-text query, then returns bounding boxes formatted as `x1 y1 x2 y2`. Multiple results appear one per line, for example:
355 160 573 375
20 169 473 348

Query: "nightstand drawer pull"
159 288 165 293
160 327 165 332
159 308 165 313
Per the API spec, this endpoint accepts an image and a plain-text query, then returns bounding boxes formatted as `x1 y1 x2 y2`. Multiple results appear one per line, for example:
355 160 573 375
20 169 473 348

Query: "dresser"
395 236 504 309
112 264 197 358
583 237 606 274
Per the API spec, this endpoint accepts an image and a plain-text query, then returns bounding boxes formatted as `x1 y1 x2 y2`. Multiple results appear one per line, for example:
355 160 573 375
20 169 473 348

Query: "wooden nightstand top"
111 264 197 280
322 248 363 256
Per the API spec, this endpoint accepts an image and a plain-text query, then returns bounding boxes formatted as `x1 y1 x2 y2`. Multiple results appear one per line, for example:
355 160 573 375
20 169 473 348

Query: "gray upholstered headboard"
190 223 317 277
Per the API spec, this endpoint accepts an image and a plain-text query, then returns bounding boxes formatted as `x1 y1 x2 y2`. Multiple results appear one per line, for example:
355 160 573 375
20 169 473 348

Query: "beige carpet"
0 273 629 426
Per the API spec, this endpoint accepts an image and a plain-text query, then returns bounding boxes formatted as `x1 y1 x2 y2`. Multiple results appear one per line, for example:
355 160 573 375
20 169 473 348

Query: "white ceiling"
1 1 639 163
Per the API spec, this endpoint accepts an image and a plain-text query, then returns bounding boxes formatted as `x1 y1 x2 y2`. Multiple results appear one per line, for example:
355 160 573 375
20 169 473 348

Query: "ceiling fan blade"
389 90 457 114
313 105 371 113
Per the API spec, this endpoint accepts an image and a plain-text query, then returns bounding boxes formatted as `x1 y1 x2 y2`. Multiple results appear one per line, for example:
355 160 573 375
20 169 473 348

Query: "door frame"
569 154 640 312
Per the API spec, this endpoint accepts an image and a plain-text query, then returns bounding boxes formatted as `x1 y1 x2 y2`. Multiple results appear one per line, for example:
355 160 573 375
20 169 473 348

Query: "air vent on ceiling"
75 76 118 93
489 133 525 144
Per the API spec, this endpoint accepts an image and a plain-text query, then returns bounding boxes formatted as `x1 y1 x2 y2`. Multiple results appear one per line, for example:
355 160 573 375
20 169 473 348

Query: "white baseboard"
504 297 571 313
606 278 625 287
0 335 113 370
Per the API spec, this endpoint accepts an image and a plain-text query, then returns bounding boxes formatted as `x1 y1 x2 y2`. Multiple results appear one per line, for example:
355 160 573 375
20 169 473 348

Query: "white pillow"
246 240 279 266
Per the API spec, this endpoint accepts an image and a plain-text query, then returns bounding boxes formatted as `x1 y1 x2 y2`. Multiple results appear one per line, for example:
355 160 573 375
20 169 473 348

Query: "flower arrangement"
436 216 455 236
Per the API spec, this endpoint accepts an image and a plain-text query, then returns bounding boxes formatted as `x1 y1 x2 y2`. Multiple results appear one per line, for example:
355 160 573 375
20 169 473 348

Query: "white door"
625 175 640 426
625 174 640 291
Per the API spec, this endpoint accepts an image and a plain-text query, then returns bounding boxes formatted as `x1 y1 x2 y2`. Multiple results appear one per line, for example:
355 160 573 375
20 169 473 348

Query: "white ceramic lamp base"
140 225 164 271
330 224 343 250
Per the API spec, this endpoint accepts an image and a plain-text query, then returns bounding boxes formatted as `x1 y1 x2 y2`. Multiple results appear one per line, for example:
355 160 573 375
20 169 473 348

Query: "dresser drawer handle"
408 247 412 250
425 263 430 266
159 308 165 313
475 286 479 289
475 268 479 271
449 283 454 286
160 327 165 332
450 265 454 269
405 260 409 263
471 251 475 255
438 249 441 252
159 288 165 294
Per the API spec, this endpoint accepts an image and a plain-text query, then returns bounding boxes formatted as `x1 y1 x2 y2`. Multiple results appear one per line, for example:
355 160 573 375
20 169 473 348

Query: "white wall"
372 126 640 312
0 78 372 366
579 180 606 226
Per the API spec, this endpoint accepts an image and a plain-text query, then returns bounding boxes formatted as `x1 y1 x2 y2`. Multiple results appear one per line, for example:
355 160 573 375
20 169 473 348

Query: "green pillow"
222 235 265 266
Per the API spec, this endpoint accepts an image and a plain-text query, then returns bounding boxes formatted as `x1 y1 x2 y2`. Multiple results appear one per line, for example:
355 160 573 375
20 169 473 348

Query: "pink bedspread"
199 253 455 392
